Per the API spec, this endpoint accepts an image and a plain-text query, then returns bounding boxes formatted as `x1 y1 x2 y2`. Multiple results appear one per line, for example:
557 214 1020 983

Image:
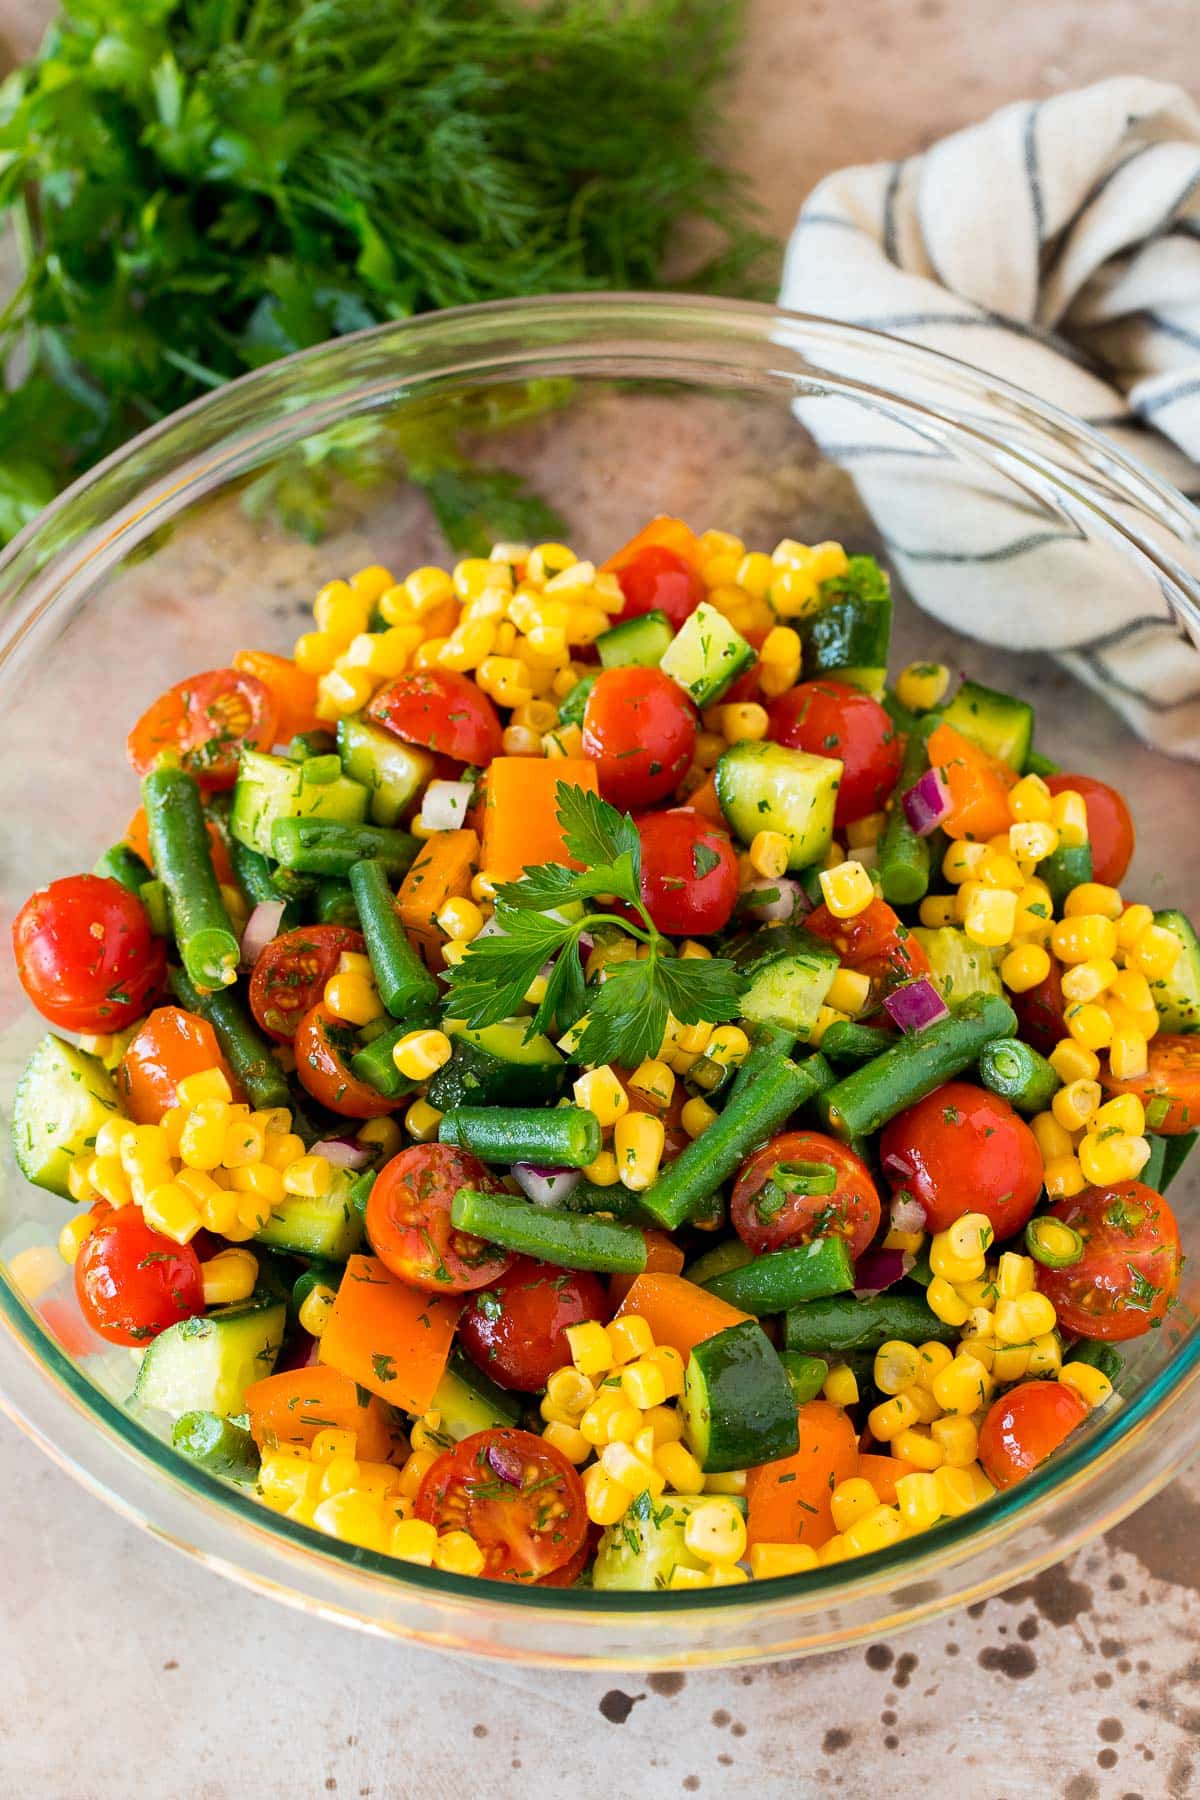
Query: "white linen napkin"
780 75 1200 756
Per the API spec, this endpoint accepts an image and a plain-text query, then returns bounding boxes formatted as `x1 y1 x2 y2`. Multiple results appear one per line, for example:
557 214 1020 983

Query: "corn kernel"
918 895 958 928
566 1320 613 1377
823 967 871 1018
390 1517 438 1565
316 667 377 720
614 1112 665 1192
619 1359 667 1410
653 1441 705 1495
294 630 341 675
932 1353 992 1416
1052 1077 1102 1132
1116 902 1155 947
573 1065 630 1130
221 1117 266 1169
914 1340 954 1388
823 1363 860 1406
929 1233 985 1285
1047 1039 1100 1085
819 860 875 919
643 1403 684 1446
684 1500 747 1565
1078 1131 1151 1186
282 1154 333 1199
260 1130 305 1170
874 1340 922 1396
298 1282 337 1338
404 1099 443 1143
57 1212 96 1266
935 1465 979 1518
1130 922 1182 981
995 1251 1035 1301
627 1059 676 1110
895 1471 943 1531
1059 1361 1114 1409
1008 773 1054 822
942 840 987 885
1050 789 1089 846
896 660 951 712
930 1415 978 1467
962 885 1017 948
892 1427 944 1472
176 1067 234 1108
748 829 790 881
845 1503 906 1557
750 1542 820 1578
357 1116 402 1159
201 1248 259 1307
867 1393 920 1441
581 1148 619 1186
1008 821 1059 863
392 1029 452 1081
705 1026 750 1070
979 848 1027 891
1053 914 1118 965
582 1464 632 1527
926 1276 970 1327
1043 1153 1086 1199
818 1534 848 1566
323 970 384 1027
994 1291 1057 1343
1000 943 1051 993
142 1181 202 1245
606 1314 655 1365
1108 1028 1149 1082
1065 1003 1113 1050
831 1477 881 1532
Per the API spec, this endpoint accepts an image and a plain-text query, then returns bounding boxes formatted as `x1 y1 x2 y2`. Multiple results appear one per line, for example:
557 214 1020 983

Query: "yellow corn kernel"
437 618 497 673
1078 1130 1151 1186
1047 1040 1100 1086
845 812 885 852
1108 1027 1149 1082
1051 1077 1102 1132
57 1211 96 1267
316 667 377 720
893 1471 942 1533
934 1465 979 1519
748 829 790 881
823 1363 860 1406
176 1067 234 1108
1092 1093 1144 1136
429 1529 485 1577
434 897 484 945
323 970 384 1027
667 1564 710 1590
413 637 449 671
895 660 951 712
314 579 370 642
993 1252 1034 1303
581 1464 632 1527
822 839 847 872
819 860 875 919
918 895 958 929
990 1343 1031 1383
642 1403 685 1448
606 1313 655 1365
750 1542 820 1578
962 885 1017 948
675 1093 717 1142
297 1282 337 1339
221 1116 267 1169
581 1148 619 1186
1060 884 1122 925
201 1247 259 1307
845 1503 906 1558
620 1358 668 1411
873 1339 922 1396
357 1117 402 1161
573 1065 630 1130
705 1027 750 1071
817 1533 848 1566
904 1344 948 1394
1130 922 1182 982
1007 773 1053 822
994 1291 1057 1344
932 1352 993 1416
1053 914 1118 965
1050 789 1089 846
1065 1003 1113 1051
294 630 341 676
831 1477 881 1532
502 724 544 760
174 1101 225 1172
540 1368 594 1425
282 1154 333 1199
141 1181 202 1245
1008 821 1059 864
404 1098 443 1144
601 1440 665 1499
119 1123 172 1175
1059 1361 1114 1409
758 626 802 698
717 702 767 745
389 1517 439 1565
1022 1335 1060 1380
1042 1153 1085 1199
627 1059 676 1110
824 967 871 1018
979 848 1027 892
1115 901 1154 947
929 1414 977 1468
650 1440 703 1495
614 1112 665 1192
260 1130 305 1171
999 943 1051 994
577 1394 622 1446
539 1419 590 1464
925 1276 969 1328
683 1499 747 1565
1061 957 1119 1006
929 1232 984 1286
567 1320 613 1377
867 1393 920 1442
392 1029 452 1082
892 1426 945 1472
942 840 987 886
951 1213 998 1265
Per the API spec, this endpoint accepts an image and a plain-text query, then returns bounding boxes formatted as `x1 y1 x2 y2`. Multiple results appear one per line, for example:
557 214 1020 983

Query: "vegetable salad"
9 516 1193 1589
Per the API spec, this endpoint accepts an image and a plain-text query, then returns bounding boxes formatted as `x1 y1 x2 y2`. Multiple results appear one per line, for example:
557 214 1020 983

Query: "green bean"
450 1187 647 1275
439 1105 602 1168
879 714 939 905
348 858 438 1016
784 1292 958 1356
701 1234 854 1315
171 1411 260 1482
272 818 418 880
167 966 292 1111
228 838 303 931
93 842 152 892
1040 842 1093 910
140 879 171 936
143 765 241 989
779 1351 829 1404
728 1024 798 1103
554 1179 654 1223
685 1239 755 1287
315 878 360 927
348 1022 426 1099
818 994 1016 1141
978 1036 1060 1114
818 1020 900 1066
348 1169 378 1217
639 1056 820 1230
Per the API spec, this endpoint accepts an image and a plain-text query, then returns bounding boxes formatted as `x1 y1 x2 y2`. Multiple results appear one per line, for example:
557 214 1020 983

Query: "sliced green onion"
1025 1215 1084 1269
774 1160 838 1195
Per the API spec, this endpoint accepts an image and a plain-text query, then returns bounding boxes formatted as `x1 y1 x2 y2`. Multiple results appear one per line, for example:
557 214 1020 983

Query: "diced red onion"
487 1441 524 1486
889 1193 928 1234
742 876 808 923
239 899 285 970
901 767 952 837
577 931 595 958
853 1247 910 1298
311 1136 372 1171
512 1163 582 1207
422 779 473 831
883 977 949 1035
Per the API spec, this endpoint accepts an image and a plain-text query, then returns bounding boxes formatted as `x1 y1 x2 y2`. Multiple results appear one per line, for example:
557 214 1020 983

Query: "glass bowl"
1 295 1198 1669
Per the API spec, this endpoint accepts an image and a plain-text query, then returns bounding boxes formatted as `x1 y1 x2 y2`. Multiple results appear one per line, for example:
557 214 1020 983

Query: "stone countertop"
4 1 1200 1796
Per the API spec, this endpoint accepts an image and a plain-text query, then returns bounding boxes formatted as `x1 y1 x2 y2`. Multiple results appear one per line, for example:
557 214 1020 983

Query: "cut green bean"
779 1351 829 1404
684 1238 755 1288
879 714 939 905
728 1025 797 1103
140 878 171 936
272 818 418 879
797 1051 836 1096
701 1233 854 1315
819 1020 900 1066
439 1105 602 1168
819 994 1016 1142
979 1036 1060 1115
348 1168 378 1217
348 1022 427 1099
450 1187 647 1275
143 765 241 989
315 877 360 926
348 857 438 1017
784 1292 959 1356
171 1411 260 1482
640 1056 819 1231
230 837 296 910
167 966 291 1111
555 1179 654 1223
93 842 152 892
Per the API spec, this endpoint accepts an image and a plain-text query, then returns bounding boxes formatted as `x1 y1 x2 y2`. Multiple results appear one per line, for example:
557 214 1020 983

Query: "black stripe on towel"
885 527 1082 565
1135 375 1200 418
882 161 905 268
1024 103 1046 242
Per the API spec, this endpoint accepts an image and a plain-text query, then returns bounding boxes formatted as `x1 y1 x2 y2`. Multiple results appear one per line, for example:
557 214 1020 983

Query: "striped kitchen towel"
781 75 1200 757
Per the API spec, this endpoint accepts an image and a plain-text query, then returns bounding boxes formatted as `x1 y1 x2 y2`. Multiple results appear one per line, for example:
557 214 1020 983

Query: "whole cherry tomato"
805 897 930 997
978 1380 1088 1489
767 679 902 827
732 1130 881 1260
879 1081 1043 1238
615 544 705 631
366 1144 512 1292
294 1003 400 1118
367 669 502 765
458 1256 611 1389
74 1205 204 1346
582 668 697 810
248 925 365 1041
415 1427 587 1581
127 668 279 790
13 874 166 1033
634 809 739 936
1046 774 1134 886
118 1005 242 1123
1035 1182 1182 1340
1100 1034 1200 1135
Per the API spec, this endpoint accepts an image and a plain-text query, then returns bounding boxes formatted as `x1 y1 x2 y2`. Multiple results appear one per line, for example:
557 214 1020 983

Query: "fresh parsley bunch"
445 783 746 1067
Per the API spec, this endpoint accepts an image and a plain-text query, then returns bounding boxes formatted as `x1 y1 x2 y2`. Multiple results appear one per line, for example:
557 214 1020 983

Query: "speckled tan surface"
4 1 1200 1795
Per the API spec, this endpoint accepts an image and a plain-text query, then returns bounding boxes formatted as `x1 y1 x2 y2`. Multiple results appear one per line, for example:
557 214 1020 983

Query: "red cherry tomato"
1035 1182 1182 1340
248 925 365 1041
415 1427 588 1582
615 544 705 631
1046 774 1134 886
1012 958 1065 1058
582 668 697 810
74 1205 204 1346
13 874 166 1033
767 679 902 827
633 810 739 936
805 897 930 997
978 1380 1088 1489
1100 1034 1200 1136
118 1006 243 1123
457 1256 610 1390
127 668 279 791
366 1144 513 1293
293 1003 400 1119
367 669 502 765
879 1081 1043 1238
731 1130 881 1260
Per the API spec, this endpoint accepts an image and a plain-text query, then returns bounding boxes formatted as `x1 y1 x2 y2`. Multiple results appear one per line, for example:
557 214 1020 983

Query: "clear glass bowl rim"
1 291 1198 1640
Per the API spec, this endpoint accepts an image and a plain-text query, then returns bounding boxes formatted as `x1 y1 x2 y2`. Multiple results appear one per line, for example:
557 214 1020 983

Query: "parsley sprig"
445 783 745 1067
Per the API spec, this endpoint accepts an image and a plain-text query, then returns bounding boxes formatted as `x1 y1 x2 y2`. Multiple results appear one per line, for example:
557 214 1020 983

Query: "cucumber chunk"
682 1320 799 1472
798 556 892 676
660 601 755 707
430 1019 566 1110
1150 910 1200 1033
715 740 841 870
911 926 1003 1006
131 1293 286 1420
431 1346 522 1440
253 1172 364 1261
729 923 839 1040
12 1034 123 1199
830 666 887 700
592 1490 746 1592
941 678 1034 770
230 749 368 858
336 716 434 826
596 610 674 670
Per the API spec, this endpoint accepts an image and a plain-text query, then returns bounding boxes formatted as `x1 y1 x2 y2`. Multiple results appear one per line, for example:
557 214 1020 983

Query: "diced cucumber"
230 749 368 858
682 1320 799 1473
12 1034 123 1199
431 1346 522 1440
596 609 674 670
715 740 841 870
253 1171 364 1261
557 672 598 729
831 666 887 700
911 927 1003 1006
1150 910 1200 1033
131 1293 286 1420
660 601 755 707
729 923 839 1040
1041 842 1093 911
798 556 892 676
592 1490 746 1592
941 678 1034 771
430 1019 566 1110
336 716 434 826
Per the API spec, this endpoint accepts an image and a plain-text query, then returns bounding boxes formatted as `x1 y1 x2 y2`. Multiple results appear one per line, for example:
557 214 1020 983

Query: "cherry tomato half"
732 1130 881 1260
582 668 697 811
294 1003 399 1119
615 544 705 631
1012 957 1065 1058
767 679 901 827
805 897 930 997
1046 774 1134 886
367 669 503 765
127 668 279 791
978 1380 1088 1490
879 1081 1043 1238
415 1427 588 1581
74 1205 204 1346
118 1005 243 1123
457 1256 610 1389
248 925 365 1041
366 1144 512 1293
634 810 739 936
13 874 166 1033
1035 1182 1182 1340
1100 1034 1200 1135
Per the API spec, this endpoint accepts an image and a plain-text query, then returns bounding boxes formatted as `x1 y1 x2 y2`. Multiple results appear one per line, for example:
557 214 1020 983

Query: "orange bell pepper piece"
232 649 321 743
926 722 1017 842
609 1229 684 1308
244 1364 404 1463
396 827 479 966
125 806 235 888
613 1271 748 1361
318 1255 459 1412
480 757 599 883
746 1400 860 1549
602 515 701 574
683 778 725 828
857 1451 919 1505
